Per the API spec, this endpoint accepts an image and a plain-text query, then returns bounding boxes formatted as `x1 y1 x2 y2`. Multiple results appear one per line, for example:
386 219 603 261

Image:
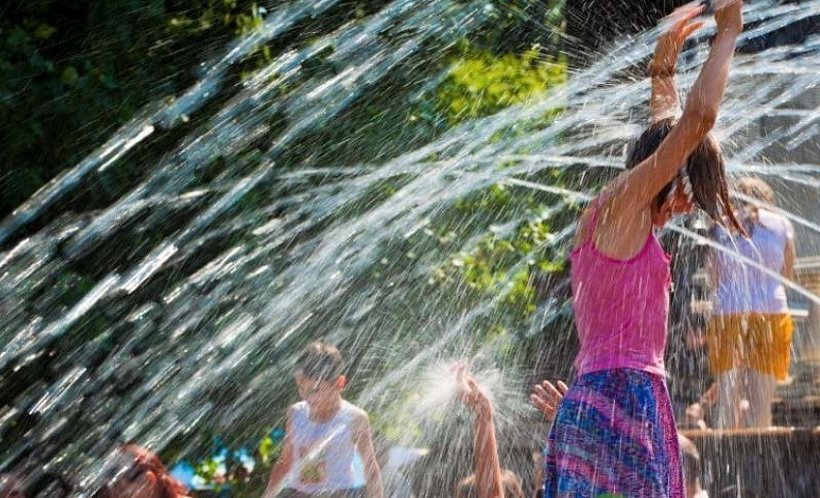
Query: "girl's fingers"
682 21 705 38
673 16 704 40
557 381 569 394
677 2 706 20
713 0 743 11
667 3 706 28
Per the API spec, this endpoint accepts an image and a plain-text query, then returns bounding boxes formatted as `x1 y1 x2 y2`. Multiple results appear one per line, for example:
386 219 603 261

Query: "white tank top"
713 209 794 315
289 400 359 493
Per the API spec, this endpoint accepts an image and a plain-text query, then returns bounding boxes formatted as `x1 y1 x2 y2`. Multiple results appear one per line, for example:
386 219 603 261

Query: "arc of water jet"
115 15 474 293
0 118 157 247
733 163 820 175
737 1 820 47
504 178 593 202
65 0 487 261
118 163 274 295
726 79 820 161
0 273 120 372
0 0 347 247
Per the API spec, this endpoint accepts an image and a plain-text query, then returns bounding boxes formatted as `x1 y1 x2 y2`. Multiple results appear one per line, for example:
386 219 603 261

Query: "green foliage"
420 45 569 335
0 0 268 217
257 428 284 465
435 45 566 125
166 0 263 35
431 192 567 323
180 429 283 493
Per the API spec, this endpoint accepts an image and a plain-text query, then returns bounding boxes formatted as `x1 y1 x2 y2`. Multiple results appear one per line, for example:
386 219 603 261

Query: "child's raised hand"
650 3 706 77
713 0 743 34
529 380 567 423
453 362 492 418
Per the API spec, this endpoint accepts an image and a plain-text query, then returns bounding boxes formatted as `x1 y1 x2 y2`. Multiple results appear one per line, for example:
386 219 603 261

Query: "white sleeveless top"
289 400 360 493
713 209 794 315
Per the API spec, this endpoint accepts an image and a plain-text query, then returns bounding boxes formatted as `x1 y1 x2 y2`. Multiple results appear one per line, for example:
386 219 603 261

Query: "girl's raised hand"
650 3 706 77
453 362 492 417
714 0 744 34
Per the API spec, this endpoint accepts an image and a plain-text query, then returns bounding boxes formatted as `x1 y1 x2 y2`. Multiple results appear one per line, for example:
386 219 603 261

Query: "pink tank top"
569 194 672 377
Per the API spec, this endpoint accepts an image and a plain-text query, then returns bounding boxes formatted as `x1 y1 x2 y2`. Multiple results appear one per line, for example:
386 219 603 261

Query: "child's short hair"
296 341 345 382
454 469 525 498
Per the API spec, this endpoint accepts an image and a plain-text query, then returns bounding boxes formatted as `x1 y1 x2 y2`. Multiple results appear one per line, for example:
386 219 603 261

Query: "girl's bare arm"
610 3 743 217
650 5 705 122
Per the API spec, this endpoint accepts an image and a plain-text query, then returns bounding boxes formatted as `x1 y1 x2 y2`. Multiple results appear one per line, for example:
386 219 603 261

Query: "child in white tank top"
264 342 384 498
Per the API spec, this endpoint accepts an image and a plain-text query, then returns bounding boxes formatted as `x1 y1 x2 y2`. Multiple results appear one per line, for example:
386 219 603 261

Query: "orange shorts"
706 313 793 380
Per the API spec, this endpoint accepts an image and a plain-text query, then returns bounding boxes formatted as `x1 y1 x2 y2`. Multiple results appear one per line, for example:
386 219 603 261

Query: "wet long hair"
626 117 745 234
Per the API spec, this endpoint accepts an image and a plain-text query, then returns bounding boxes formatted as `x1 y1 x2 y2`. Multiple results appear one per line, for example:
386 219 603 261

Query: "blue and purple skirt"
543 368 683 498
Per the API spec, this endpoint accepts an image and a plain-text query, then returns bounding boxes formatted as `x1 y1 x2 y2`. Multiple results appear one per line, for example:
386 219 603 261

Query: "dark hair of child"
297 341 345 382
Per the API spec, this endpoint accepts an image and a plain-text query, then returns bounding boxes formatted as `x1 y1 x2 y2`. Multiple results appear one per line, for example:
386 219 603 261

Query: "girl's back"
570 193 671 377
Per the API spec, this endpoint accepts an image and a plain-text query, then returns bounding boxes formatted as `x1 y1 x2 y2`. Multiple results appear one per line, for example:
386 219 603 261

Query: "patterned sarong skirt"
543 368 683 498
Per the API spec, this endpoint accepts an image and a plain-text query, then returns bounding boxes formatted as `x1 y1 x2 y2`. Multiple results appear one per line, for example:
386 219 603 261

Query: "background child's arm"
650 5 705 123
354 412 385 498
783 235 796 280
263 407 296 498
609 2 743 218
472 402 504 498
455 364 504 498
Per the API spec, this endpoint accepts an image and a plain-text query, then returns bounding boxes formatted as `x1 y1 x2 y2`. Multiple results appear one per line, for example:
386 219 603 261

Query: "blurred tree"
563 0 689 67
0 0 394 219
